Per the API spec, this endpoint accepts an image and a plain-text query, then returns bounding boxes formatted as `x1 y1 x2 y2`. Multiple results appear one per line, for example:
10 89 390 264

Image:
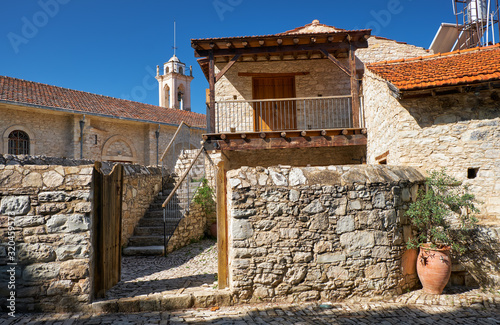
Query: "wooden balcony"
203 96 367 151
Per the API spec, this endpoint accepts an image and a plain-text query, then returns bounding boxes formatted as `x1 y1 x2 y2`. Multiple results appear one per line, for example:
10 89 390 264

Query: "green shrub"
406 169 480 254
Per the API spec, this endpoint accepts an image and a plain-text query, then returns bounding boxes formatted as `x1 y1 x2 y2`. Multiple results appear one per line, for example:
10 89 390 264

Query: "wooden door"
253 76 296 131
93 162 123 299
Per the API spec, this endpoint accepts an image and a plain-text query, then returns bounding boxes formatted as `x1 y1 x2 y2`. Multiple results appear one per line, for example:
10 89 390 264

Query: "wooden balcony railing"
213 95 364 133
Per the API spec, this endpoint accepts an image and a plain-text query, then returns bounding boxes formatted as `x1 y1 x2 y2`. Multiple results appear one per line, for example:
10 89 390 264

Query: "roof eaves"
0 99 207 130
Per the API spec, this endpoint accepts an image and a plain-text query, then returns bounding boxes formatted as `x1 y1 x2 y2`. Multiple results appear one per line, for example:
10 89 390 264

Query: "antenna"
173 20 177 56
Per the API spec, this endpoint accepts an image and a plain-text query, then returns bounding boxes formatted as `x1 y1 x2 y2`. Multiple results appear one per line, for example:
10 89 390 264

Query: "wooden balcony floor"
203 128 367 151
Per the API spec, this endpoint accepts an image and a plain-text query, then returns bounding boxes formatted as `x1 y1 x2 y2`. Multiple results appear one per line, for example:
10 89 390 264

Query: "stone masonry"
363 69 500 286
0 155 94 313
120 165 166 246
226 165 425 303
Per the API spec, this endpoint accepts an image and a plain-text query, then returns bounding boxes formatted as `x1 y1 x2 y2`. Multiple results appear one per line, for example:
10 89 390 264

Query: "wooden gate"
92 162 124 299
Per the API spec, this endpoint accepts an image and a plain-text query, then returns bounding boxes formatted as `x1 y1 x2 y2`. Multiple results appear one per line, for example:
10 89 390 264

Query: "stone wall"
120 165 167 246
363 70 500 287
363 69 500 222
356 36 433 66
0 103 204 166
166 203 206 254
0 155 94 313
226 165 425 303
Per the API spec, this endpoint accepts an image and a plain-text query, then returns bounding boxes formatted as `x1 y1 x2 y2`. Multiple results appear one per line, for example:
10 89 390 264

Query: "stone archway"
2 125 36 155
102 135 138 163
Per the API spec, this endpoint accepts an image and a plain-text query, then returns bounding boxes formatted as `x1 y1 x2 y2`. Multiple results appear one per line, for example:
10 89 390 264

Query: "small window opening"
467 167 479 179
94 134 98 145
8 130 30 155
379 159 387 165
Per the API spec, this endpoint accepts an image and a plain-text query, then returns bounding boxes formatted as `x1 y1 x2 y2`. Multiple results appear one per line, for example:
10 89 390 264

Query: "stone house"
189 20 500 300
0 72 205 166
365 44 500 223
192 20 432 169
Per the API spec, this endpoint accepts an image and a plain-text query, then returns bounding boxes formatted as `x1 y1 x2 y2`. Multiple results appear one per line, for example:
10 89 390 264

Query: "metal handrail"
162 145 205 208
160 121 192 162
215 95 352 104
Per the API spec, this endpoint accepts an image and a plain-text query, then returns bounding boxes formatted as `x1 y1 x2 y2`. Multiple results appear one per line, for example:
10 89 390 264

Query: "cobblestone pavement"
3 301 500 324
105 239 218 300
2 239 500 324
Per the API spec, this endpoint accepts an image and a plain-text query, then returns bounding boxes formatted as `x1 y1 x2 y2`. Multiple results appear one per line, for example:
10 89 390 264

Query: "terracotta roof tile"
366 44 500 91
0 76 206 128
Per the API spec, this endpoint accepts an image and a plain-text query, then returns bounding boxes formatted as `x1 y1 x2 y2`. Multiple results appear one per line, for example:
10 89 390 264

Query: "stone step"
122 245 164 256
134 226 172 236
142 210 186 218
128 236 166 246
138 217 181 227
92 290 232 313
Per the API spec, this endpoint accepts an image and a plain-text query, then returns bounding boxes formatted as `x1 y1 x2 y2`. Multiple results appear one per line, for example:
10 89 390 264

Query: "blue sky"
1 0 459 115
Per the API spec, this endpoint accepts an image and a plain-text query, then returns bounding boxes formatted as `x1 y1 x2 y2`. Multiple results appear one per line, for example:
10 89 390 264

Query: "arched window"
8 130 30 155
165 66 170 73
179 67 183 75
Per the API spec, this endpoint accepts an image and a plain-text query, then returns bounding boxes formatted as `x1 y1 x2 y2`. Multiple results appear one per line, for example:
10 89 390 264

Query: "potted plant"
406 169 479 294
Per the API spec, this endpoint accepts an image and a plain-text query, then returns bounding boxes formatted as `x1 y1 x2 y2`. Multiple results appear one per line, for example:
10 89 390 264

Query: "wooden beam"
208 50 216 133
216 160 228 289
215 134 367 151
215 54 241 83
349 44 360 128
320 49 351 77
194 41 367 58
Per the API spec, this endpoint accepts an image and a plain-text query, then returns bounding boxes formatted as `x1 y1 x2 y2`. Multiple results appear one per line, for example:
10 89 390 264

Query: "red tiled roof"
191 20 369 42
366 44 500 91
0 76 206 128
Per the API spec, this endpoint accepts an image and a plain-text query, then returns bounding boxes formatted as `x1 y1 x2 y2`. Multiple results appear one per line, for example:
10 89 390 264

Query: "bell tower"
155 22 194 111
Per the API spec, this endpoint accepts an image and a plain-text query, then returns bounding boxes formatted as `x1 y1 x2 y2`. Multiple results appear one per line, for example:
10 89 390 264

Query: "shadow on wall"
400 90 500 129
457 226 500 287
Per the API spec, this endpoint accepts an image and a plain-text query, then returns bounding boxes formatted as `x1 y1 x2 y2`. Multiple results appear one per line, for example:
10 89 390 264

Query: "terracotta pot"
209 222 217 238
416 244 451 294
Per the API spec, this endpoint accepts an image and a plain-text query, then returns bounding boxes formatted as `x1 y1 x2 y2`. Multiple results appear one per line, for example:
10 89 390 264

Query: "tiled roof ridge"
279 20 346 35
0 75 164 110
367 43 500 66
0 75 206 127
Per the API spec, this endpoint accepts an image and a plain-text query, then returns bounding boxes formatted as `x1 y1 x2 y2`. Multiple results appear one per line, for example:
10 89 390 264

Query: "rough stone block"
55 245 88 261
336 216 355 234
23 263 60 282
46 214 89 233
18 243 56 263
317 253 346 264
15 215 45 227
365 263 388 279
47 280 74 296
340 231 375 251
161 294 193 310
60 259 89 279
302 200 324 214
232 219 253 240
289 168 307 186
269 170 288 186
42 171 64 188
293 252 313 263
0 196 31 216
38 191 68 202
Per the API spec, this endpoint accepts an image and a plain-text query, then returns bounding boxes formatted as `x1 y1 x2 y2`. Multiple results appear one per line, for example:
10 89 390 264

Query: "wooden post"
349 44 360 128
208 50 216 133
216 160 228 289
